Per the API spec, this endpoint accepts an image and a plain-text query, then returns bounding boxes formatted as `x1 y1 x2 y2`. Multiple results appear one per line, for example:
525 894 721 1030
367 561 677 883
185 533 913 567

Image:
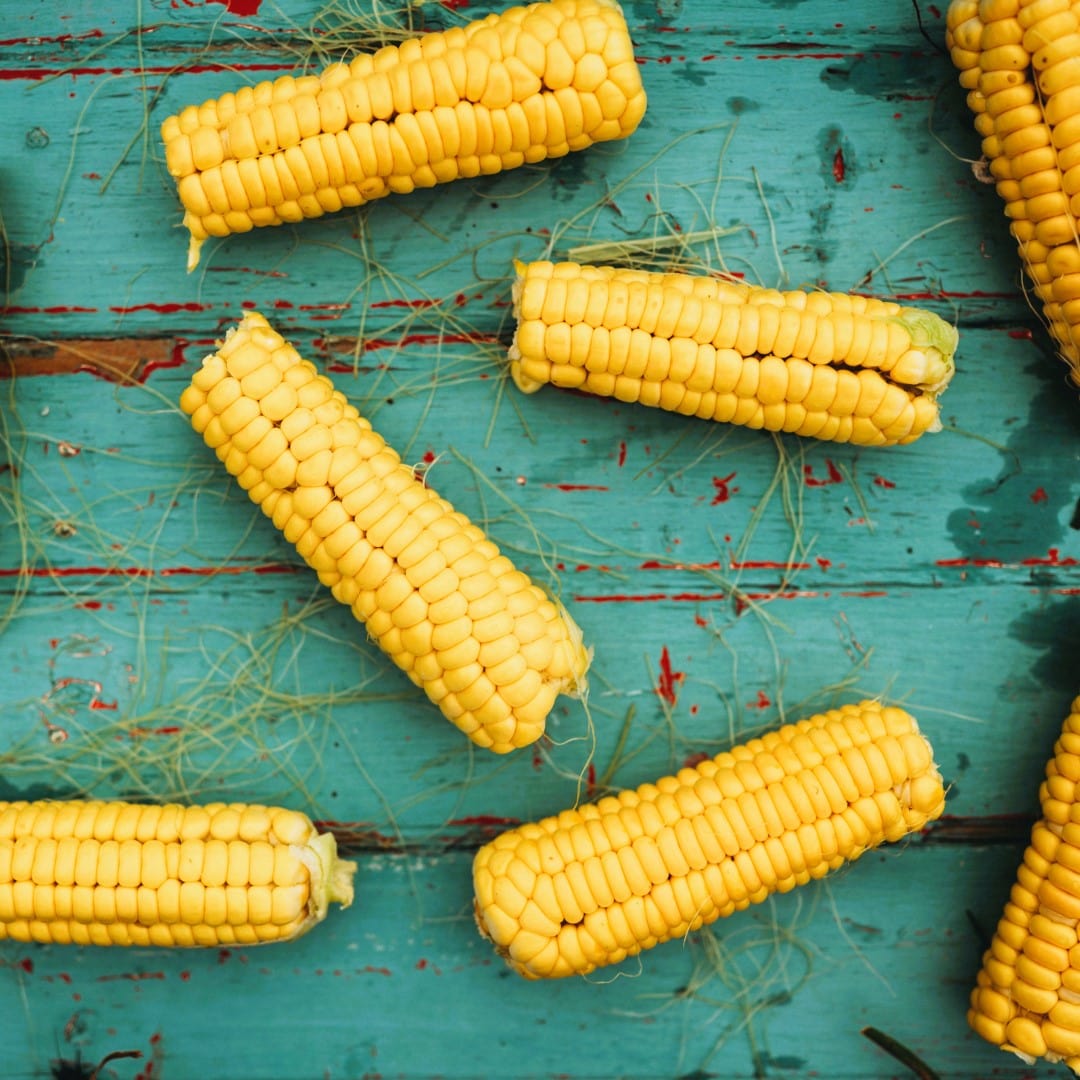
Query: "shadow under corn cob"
179 312 590 755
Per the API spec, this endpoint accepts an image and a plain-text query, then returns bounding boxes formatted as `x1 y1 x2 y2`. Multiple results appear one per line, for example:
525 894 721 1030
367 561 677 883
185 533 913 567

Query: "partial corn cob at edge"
161 0 647 269
0 800 355 947
945 0 1080 386
508 260 959 446
179 312 590 755
968 695 1080 1072
473 699 945 979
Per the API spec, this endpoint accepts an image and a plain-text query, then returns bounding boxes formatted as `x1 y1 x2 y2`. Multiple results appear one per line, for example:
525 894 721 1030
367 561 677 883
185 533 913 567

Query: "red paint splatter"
1030 486 1049 503
617 440 627 467
803 459 843 487
710 472 738 504
18 957 33 974
1008 328 1033 340
362 965 392 976
872 475 896 489
816 557 832 570
179 971 191 981
655 646 684 706
693 614 709 628
416 959 428 970
440 0 469 8
747 690 772 710
208 0 263 13
832 147 846 183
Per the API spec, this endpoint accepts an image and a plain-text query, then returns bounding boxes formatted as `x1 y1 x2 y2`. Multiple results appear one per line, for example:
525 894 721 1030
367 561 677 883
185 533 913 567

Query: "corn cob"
968 694 1080 1072
472 699 945 978
508 261 958 447
179 312 590 754
161 0 647 270
0 799 355 947
945 0 1080 386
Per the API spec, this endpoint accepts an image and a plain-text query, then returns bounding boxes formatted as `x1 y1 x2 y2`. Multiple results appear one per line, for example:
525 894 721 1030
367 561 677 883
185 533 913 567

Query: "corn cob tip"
889 308 959 396
297 829 357 918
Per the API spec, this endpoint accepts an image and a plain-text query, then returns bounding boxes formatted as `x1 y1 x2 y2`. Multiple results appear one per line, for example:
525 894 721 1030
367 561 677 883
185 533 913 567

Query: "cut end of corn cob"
968 694 1080 1073
160 0 647 270
945 1 1080 387
472 699 945 978
179 312 591 754
0 800 356 947
507 260 959 447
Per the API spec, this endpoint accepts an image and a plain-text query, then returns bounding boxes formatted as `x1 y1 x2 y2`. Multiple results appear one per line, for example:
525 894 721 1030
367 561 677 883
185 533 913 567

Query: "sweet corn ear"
180 312 590 754
508 261 958 446
472 699 945 978
0 800 355 947
162 0 647 269
968 695 1080 1073
945 1 1080 386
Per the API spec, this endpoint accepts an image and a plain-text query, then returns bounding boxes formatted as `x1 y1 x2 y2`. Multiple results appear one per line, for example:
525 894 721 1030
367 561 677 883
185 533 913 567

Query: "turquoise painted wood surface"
0 0 1078 1076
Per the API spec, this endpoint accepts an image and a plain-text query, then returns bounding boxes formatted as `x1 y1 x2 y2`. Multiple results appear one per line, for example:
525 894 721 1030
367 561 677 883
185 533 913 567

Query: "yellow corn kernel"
473 700 945 978
508 260 958 447
161 0 647 269
968 695 1080 1072
0 800 355 947
181 312 590 754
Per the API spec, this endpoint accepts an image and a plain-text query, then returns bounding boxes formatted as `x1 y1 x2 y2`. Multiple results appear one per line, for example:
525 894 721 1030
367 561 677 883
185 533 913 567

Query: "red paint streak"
586 762 597 795
89 697 118 711
18 958 33 974
936 548 1078 569
693 614 708 628
804 459 843 487
747 690 772 710
1008 328 1033 340
872 475 896 489
816 557 832 570
75 600 103 611
447 815 518 828
839 590 889 598
543 483 609 492
832 147 846 183
710 471 738 504
729 559 811 571
655 646 684 706
370 298 440 310
441 0 470 8
1 305 96 314
362 966 392 976
108 302 210 314
862 288 1014 302
617 441 627 467
209 0 263 13
1030 486 1049 504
